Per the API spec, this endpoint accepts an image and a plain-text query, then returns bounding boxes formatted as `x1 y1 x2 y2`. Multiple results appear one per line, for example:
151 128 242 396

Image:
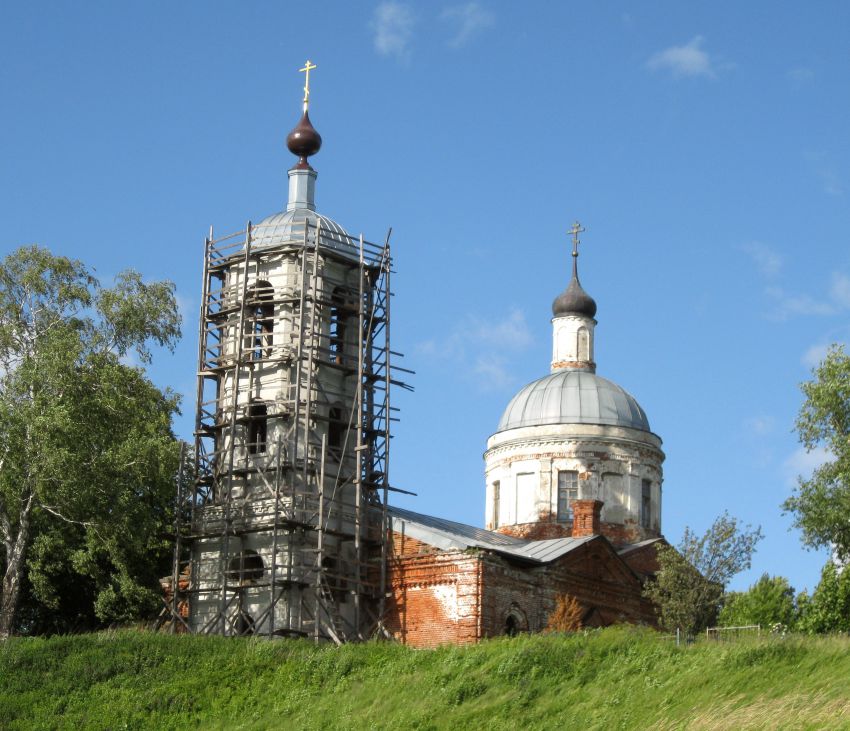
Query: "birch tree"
0 246 181 637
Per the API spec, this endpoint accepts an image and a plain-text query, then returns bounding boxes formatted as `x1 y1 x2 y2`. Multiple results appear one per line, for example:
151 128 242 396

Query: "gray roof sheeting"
497 370 651 433
251 208 354 254
388 505 596 564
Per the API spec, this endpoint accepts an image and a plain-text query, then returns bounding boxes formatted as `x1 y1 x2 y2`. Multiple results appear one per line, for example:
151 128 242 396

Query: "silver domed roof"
497 370 651 433
251 208 355 254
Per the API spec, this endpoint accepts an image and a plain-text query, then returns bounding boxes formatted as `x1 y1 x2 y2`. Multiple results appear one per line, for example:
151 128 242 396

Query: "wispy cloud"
764 272 850 321
805 150 843 197
744 415 775 436
830 273 850 308
783 446 831 486
742 241 783 278
417 308 532 390
647 36 716 79
440 2 494 48
765 287 835 320
788 67 814 84
372 2 416 60
802 343 832 369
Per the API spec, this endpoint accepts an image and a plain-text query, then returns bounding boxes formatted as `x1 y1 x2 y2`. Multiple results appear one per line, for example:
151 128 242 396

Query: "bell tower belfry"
169 64 406 642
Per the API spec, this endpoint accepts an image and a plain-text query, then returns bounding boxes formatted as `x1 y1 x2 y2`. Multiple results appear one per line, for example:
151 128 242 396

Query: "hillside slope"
2 627 850 730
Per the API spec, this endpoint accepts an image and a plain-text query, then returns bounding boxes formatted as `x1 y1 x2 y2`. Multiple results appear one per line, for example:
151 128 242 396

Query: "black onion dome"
552 276 597 318
286 110 322 168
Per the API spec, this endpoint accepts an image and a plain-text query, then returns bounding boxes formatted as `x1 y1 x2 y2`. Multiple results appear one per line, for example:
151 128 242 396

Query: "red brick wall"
479 540 657 637
571 500 603 538
385 532 482 648
619 540 664 578
385 531 659 648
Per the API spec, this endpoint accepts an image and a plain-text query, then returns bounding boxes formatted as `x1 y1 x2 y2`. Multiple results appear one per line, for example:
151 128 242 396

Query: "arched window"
246 280 274 360
577 326 590 362
235 612 255 636
503 605 527 636
329 288 348 364
227 549 265 582
247 402 267 455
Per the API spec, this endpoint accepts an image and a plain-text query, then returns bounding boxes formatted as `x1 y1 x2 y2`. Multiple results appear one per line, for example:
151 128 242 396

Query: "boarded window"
577 326 590 361
516 473 536 524
557 470 579 521
492 481 501 528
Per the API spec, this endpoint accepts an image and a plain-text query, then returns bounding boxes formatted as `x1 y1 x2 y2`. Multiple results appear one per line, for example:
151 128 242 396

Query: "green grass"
2 627 850 730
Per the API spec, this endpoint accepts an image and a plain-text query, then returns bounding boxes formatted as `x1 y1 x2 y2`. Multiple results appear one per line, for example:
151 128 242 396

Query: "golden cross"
569 221 586 258
299 59 317 109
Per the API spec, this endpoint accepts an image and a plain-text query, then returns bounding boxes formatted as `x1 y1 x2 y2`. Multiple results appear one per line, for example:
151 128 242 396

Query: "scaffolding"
165 215 410 642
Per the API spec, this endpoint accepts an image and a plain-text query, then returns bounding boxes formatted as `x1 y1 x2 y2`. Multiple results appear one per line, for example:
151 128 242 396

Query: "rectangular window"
492 481 500 528
641 479 652 528
557 470 579 521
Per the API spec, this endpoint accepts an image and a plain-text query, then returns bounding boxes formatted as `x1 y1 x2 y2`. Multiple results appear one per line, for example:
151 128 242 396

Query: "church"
383 226 665 646
165 66 666 646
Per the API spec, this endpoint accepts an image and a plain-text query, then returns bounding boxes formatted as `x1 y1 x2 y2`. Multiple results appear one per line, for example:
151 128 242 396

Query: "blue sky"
2 2 849 594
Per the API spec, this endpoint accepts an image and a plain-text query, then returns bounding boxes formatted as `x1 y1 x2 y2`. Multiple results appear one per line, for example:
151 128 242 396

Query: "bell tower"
169 63 406 642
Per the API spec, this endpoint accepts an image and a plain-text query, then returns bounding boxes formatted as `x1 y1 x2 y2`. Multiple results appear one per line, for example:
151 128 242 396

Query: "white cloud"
783 446 831 486
802 343 832 369
372 2 416 60
175 292 196 325
804 150 844 197
742 241 783 278
472 356 513 390
473 308 532 350
744 415 774 436
647 36 716 79
415 308 533 390
765 286 835 320
788 67 814 83
440 2 495 48
830 273 850 308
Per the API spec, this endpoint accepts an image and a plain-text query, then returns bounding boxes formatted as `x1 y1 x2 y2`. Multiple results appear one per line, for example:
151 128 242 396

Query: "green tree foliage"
783 345 850 561
643 512 763 634
0 246 181 637
718 573 796 629
796 561 850 634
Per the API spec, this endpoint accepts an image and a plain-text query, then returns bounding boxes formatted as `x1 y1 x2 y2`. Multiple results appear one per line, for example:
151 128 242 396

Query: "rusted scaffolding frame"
163 215 410 642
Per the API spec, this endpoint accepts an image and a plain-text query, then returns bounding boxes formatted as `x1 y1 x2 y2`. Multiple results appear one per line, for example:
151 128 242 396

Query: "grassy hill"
2 627 850 730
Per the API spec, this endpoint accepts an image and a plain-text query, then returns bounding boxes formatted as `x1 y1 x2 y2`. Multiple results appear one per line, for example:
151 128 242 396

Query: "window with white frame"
557 470 579 521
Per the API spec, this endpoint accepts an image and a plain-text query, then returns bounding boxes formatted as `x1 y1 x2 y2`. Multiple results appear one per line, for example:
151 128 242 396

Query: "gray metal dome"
497 370 651 432
251 208 355 254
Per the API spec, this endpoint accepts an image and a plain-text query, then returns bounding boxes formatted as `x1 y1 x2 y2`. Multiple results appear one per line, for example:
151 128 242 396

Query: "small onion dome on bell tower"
286 111 322 170
286 60 322 170
552 222 597 318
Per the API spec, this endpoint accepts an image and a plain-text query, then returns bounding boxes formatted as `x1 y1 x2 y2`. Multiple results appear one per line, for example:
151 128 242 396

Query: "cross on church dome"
552 221 597 319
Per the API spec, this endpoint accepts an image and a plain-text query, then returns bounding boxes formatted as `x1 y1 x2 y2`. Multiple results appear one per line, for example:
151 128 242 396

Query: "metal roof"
496 370 651 433
250 208 354 254
388 505 597 564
